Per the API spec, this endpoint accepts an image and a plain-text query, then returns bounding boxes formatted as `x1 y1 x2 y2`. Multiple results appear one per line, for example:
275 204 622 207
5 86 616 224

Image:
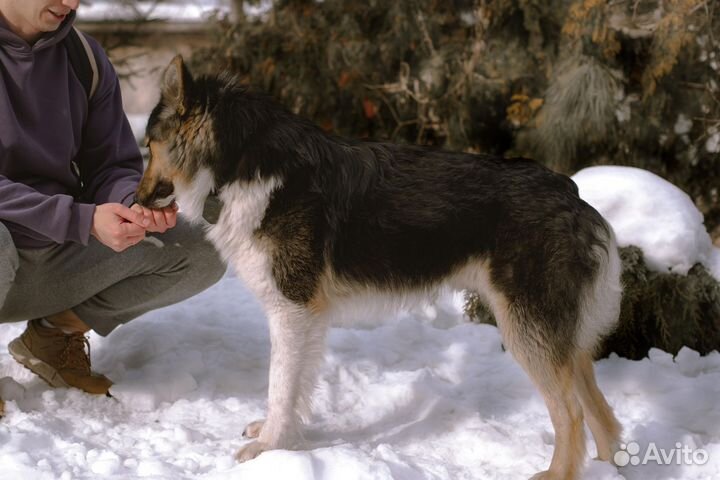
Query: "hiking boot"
8 319 112 395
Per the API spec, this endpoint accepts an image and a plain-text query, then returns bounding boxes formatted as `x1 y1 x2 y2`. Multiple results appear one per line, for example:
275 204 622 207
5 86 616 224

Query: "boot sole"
8 338 71 389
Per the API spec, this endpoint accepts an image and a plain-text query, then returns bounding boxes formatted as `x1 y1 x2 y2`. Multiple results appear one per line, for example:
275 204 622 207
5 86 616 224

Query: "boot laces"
60 333 91 373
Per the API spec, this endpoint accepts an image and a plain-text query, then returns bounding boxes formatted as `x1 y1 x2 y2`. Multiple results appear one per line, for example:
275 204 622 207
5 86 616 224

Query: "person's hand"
130 202 179 234
91 203 149 252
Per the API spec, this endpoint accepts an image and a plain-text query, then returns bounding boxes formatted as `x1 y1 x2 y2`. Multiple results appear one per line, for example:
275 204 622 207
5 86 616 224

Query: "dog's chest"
206 179 280 299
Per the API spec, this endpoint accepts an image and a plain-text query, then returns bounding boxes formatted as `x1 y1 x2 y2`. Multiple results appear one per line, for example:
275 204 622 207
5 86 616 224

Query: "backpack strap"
64 27 99 100
64 27 100 198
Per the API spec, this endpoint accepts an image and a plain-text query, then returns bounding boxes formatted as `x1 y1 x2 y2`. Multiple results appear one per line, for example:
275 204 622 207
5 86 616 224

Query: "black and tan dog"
136 56 623 480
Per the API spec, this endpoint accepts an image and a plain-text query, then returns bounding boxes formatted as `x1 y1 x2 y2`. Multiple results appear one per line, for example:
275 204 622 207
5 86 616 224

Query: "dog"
135 56 623 480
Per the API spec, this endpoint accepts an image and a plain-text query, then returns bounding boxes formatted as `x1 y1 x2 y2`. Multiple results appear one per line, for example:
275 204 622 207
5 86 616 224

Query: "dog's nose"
134 180 174 207
154 181 175 200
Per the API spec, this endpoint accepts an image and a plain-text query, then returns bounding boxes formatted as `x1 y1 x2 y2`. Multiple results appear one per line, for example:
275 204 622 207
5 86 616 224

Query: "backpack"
64 26 99 100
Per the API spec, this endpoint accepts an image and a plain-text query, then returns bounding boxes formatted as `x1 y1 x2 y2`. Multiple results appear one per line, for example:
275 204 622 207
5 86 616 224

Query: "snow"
77 0 271 22
1 165 719 479
572 165 720 280
78 1 229 22
706 130 720 153
1 272 719 479
673 114 693 135
127 114 150 144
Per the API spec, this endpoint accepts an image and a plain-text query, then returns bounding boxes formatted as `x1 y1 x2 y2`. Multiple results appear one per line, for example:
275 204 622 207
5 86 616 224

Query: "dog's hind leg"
573 352 621 461
493 307 586 480
454 263 585 479
572 235 622 462
523 356 585 480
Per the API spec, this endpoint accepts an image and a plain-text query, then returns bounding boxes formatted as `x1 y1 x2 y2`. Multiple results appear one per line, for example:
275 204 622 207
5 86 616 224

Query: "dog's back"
259 137 618 343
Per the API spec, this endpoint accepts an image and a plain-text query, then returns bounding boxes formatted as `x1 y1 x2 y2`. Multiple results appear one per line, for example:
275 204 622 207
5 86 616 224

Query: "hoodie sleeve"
75 35 143 209
0 175 95 245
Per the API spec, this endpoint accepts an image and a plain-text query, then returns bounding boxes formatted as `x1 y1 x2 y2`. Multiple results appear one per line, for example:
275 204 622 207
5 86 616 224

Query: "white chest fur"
176 168 216 223
206 177 282 302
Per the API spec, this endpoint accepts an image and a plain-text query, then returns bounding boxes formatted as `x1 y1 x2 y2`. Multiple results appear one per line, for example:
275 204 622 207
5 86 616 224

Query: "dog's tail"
570 217 624 466
575 218 623 356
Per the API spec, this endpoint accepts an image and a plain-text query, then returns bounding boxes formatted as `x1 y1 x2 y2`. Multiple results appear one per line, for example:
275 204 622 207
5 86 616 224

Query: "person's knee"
0 223 19 277
190 237 226 288
0 223 20 304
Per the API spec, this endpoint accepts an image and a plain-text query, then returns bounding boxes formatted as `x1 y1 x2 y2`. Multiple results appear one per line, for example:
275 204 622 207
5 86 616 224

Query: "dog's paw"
235 440 271 462
242 419 265 439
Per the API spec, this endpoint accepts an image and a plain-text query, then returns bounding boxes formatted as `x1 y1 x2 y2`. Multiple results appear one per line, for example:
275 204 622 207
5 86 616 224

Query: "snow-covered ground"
1 167 719 479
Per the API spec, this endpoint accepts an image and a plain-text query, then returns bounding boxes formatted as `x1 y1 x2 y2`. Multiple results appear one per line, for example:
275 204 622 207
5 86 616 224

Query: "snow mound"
572 165 720 280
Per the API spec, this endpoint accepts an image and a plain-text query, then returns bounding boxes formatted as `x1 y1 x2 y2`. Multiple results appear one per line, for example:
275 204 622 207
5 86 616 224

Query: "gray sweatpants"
0 219 226 336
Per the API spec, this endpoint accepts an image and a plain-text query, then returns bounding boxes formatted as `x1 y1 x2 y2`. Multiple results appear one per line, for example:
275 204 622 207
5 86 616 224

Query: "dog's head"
135 55 216 220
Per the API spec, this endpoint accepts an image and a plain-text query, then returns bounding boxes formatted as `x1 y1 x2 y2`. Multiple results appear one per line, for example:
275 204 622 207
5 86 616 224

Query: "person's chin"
39 21 63 33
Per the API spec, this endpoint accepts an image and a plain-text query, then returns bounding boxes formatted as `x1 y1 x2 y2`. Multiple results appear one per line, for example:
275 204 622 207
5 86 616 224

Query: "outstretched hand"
130 202 179 233
91 203 149 252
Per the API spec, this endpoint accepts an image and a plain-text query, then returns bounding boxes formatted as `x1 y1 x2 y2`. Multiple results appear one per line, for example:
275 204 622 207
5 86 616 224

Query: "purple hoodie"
0 10 142 249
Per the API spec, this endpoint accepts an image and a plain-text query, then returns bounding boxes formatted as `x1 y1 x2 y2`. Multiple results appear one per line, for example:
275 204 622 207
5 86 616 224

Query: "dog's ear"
161 55 193 116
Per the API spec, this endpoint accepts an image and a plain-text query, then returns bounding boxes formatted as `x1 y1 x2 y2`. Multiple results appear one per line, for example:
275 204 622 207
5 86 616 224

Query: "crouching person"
0 0 225 411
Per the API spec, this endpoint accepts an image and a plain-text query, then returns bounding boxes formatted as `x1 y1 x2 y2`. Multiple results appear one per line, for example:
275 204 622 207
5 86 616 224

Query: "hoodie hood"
0 8 76 54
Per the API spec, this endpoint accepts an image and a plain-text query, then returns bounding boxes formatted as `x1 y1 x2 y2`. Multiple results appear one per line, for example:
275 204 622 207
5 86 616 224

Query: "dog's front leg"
236 306 310 462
